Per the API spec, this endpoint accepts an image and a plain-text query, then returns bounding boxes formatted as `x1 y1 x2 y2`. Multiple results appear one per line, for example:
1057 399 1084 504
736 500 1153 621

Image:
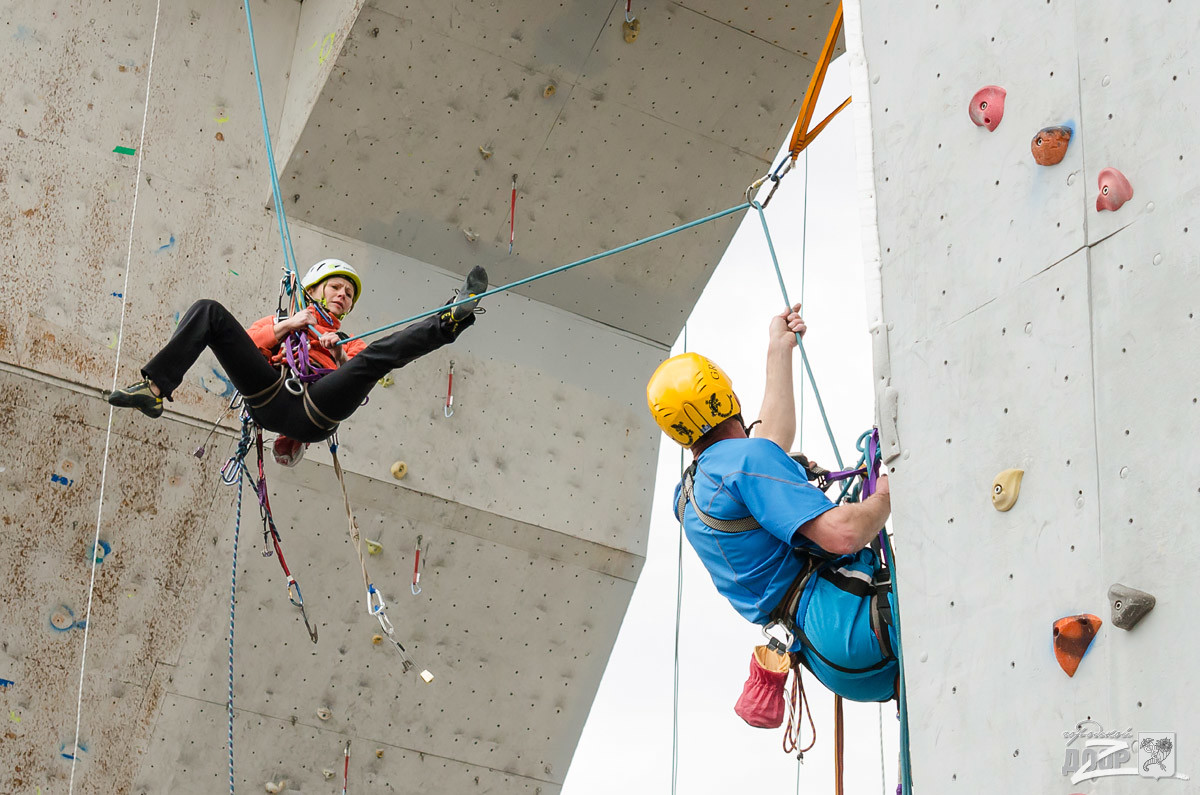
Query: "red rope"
782 658 817 756
508 174 517 254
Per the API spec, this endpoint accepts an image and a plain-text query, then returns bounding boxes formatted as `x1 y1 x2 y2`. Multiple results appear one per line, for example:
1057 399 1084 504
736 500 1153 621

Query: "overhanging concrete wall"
0 1 650 792
846 0 1199 790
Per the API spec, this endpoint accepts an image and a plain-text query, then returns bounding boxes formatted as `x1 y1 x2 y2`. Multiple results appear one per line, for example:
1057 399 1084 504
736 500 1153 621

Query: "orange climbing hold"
1053 614 1102 677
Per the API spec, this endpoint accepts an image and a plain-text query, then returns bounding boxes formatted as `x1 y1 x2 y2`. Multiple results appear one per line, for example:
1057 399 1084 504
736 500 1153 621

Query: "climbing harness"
329 438 433 682
69 1 163 793
677 436 894 668
411 535 425 595
444 361 455 418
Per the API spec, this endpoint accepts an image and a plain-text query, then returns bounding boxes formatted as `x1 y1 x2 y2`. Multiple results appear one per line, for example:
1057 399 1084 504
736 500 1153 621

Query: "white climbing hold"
420 669 435 684
390 461 408 480
322 769 335 779
265 780 286 794
317 706 332 721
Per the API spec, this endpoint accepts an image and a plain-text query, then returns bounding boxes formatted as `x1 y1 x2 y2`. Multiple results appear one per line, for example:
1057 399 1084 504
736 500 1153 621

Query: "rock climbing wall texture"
0 0 839 792
845 0 1200 790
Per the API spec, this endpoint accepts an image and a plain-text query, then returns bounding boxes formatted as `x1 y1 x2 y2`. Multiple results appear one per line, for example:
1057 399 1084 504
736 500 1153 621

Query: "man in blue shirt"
647 306 897 702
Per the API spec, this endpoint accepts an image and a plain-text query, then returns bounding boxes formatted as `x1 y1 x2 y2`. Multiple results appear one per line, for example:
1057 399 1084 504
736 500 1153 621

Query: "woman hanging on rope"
108 259 488 463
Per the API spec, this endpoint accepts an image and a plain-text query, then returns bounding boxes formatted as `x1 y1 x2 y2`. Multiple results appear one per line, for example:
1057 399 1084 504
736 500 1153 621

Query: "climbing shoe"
439 265 488 332
107 378 163 418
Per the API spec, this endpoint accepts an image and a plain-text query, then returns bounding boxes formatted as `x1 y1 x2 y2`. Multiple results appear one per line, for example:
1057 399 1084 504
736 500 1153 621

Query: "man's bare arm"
797 476 891 555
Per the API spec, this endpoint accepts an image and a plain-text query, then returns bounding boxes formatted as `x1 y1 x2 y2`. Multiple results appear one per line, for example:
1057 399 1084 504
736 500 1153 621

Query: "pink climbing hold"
969 86 1006 132
1096 167 1133 212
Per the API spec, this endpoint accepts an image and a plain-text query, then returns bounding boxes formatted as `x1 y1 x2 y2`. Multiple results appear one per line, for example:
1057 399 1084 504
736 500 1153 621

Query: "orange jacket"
245 313 367 372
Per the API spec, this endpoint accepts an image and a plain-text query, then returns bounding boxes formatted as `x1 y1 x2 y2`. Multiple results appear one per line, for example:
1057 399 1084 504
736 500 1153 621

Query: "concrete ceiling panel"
281 1 831 343
675 0 846 58
573 2 815 158
365 0 611 86
858 0 1087 348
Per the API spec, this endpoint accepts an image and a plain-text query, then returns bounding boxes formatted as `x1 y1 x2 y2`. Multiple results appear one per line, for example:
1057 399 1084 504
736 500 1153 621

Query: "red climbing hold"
969 86 1006 131
1096 167 1133 211
1053 614 1102 677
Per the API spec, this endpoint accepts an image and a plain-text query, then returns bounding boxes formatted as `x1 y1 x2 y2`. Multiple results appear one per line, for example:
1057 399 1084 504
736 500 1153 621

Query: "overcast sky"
561 57 901 795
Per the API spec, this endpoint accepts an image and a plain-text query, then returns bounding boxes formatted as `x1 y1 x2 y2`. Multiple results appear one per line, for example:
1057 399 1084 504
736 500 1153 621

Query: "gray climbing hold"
1108 583 1155 630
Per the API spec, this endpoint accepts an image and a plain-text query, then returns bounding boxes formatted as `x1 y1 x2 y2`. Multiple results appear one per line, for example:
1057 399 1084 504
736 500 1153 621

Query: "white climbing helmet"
301 259 363 312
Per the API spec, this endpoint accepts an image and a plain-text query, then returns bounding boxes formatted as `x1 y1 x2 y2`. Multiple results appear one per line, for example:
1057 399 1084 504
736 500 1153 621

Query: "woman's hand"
273 305 319 343
317 331 348 364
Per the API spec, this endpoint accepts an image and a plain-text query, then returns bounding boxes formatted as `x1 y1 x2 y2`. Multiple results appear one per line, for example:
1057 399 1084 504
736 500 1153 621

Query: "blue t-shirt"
673 437 836 624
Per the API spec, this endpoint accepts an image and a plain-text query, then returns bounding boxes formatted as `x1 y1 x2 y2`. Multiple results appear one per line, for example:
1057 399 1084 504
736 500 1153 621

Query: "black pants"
143 299 465 442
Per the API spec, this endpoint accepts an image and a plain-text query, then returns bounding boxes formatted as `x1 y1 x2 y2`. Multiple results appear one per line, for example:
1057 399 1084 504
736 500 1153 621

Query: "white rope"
878 702 887 794
670 324 686 795
68 0 163 790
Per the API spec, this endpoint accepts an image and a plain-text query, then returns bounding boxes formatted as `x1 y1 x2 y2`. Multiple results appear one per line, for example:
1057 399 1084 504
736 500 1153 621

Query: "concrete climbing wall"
845 0 1200 790
0 0 842 792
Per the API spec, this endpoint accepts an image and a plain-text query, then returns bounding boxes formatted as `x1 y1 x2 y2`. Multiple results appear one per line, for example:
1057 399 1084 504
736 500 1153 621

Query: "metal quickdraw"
249 425 319 643
411 535 424 595
745 155 794 209
508 175 517 254
342 740 350 795
329 440 434 683
365 584 434 683
198 392 245 460
444 362 455 418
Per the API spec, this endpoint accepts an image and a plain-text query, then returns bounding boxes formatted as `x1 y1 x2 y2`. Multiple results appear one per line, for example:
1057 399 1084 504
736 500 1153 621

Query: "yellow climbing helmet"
646 352 741 446
301 258 363 314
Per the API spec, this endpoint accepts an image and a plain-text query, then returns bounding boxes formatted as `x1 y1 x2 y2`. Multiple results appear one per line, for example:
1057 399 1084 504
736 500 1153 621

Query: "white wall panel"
851 0 1200 790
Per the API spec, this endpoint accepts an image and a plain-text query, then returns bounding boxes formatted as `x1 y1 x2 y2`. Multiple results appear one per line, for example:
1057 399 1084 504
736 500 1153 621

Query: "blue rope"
751 200 843 468
242 0 302 291
339 203 753 345
227 466 242 795
883 528 913 795
220 417 254 795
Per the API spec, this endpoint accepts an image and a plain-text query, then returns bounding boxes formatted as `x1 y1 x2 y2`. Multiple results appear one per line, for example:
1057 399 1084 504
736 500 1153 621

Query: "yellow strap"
787 3 850 160
302 386 339 430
